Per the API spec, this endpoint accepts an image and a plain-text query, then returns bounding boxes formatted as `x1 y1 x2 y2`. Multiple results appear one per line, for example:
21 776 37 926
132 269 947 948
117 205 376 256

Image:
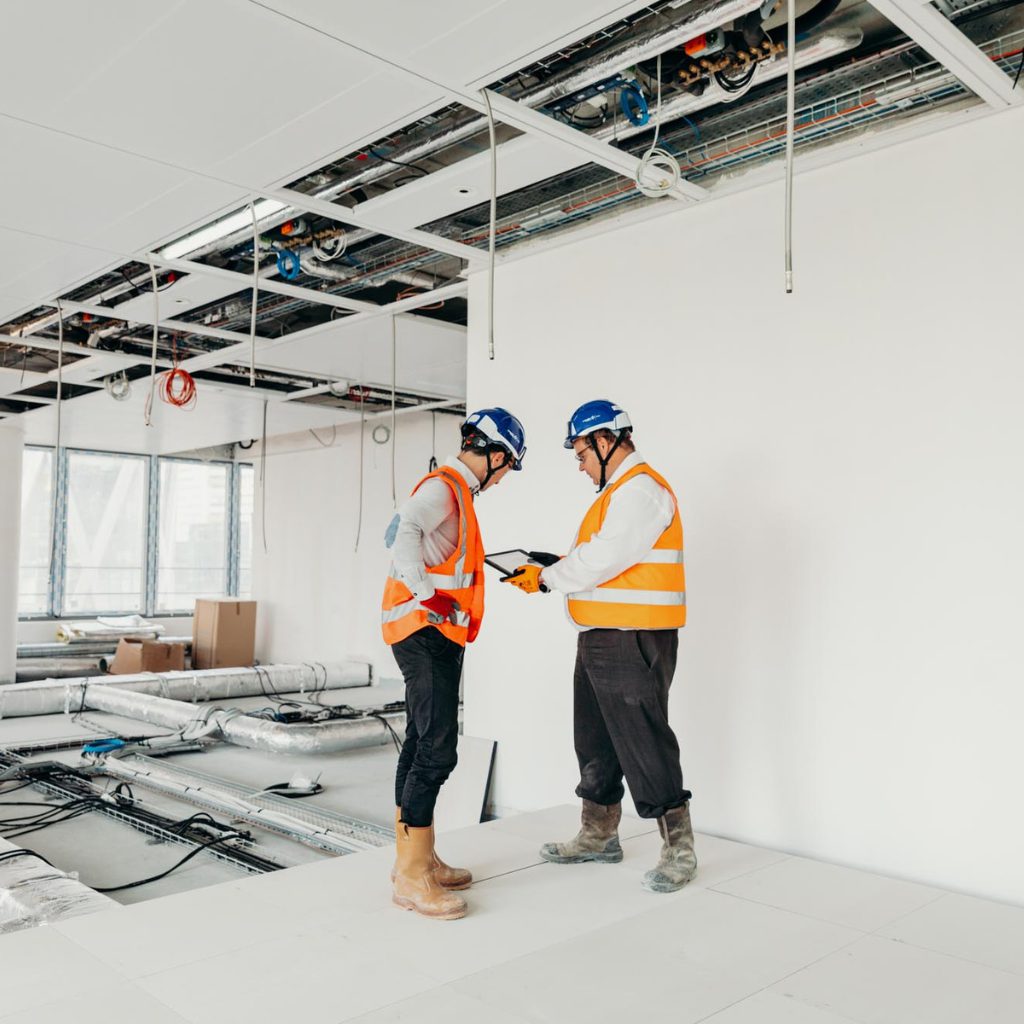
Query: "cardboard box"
110 638 186 675
192 598 257 669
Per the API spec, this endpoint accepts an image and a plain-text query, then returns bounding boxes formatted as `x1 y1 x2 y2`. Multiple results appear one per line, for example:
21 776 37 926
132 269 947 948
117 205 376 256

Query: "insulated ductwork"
82 687 405 756
297 256 438 291
0 662 371 719
0 838 115 934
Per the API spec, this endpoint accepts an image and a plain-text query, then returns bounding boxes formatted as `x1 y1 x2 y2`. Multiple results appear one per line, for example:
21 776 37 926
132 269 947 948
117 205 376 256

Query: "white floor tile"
877 892 1024 976
713 855 943 931
137 930 439 1024
451 923 765 1024
54 880 317 977
347 985 531 1023
0 927 128 1018
608 887 862 986
0 981 191 1023
701 990 860 1023
773 934 1024 1024
427 823 545 881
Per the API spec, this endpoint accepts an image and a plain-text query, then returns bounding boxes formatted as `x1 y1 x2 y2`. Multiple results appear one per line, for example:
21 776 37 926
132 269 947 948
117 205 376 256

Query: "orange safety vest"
381 466 485 647
566 463 686 630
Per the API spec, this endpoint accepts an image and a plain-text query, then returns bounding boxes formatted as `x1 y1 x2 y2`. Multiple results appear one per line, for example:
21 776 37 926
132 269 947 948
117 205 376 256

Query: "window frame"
18 444 253 621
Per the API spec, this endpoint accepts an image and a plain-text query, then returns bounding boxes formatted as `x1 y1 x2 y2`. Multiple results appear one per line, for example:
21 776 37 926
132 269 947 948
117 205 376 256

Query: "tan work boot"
391 809 472 890
642 802 697 893
392 822 467 920
539 800 623 864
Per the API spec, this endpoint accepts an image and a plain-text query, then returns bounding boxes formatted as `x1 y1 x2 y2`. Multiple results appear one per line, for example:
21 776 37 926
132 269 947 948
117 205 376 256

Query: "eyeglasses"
573 447 590 464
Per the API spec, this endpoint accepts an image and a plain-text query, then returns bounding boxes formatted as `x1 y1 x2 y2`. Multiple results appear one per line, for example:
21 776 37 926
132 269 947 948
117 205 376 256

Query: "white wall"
463 105 1024 905
252 410 463 677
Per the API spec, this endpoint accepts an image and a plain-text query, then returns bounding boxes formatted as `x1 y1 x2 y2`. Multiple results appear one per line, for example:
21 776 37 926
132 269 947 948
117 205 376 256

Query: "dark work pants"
574 628 691 820
392 626 464 827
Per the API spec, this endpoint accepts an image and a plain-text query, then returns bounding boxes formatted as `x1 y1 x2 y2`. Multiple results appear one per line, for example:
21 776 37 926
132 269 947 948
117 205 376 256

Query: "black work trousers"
574 628 691 820
392 626 464 827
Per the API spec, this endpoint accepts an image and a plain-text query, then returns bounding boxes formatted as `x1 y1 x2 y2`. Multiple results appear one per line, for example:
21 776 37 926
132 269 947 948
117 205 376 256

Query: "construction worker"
382 407 526 920
502 400 695 893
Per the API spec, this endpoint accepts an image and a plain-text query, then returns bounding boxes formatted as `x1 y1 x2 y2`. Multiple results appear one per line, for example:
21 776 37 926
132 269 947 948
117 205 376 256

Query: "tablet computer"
484 549 541 576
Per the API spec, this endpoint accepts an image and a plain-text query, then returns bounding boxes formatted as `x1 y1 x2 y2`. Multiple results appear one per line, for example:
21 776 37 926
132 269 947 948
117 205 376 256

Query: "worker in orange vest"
382 407 526 919
502 400 695 893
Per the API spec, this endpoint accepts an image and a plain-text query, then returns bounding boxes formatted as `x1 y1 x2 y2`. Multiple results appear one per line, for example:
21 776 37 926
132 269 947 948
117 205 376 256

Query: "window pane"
238 464 254 598
157 461 229 611
64 452 147 614
18 448 54 615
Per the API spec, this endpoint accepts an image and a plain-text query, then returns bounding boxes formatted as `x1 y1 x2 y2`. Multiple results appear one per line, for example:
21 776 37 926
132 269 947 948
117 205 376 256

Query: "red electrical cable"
159 335 197 409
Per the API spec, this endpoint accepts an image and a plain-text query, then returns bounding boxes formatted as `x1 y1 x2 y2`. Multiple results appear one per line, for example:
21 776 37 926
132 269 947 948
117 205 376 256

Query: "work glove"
501 564 548 594
527 551 562 567
421 591 458 623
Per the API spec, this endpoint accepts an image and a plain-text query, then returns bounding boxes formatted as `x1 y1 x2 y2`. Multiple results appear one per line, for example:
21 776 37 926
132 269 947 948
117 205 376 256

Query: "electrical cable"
480 87 498 361
0 848 56 870
1015 48 1024 89
390 316 397 507
635 55 681 199
308 425 337 447
354 393 365 552
49 301 64 613
366 146 430 178
144 260 160 426
249 201 259 387
260 399 268 554
785 0 796 294
91 834 238 893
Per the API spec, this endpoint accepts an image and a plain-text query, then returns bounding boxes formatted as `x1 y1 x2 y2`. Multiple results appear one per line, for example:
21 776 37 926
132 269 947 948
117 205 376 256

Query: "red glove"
421 591 457 622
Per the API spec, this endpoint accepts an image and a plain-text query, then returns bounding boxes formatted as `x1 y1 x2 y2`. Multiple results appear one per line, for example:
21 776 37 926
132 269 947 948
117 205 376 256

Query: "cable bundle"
158 366 197 409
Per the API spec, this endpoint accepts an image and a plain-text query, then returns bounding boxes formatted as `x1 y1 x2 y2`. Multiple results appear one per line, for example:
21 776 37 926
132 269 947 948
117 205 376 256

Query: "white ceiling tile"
0 367 49 399
258 315 466 397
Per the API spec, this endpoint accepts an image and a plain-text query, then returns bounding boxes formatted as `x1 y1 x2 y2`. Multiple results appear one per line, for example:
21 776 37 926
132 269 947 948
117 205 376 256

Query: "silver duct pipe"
163 0 769 261
0 837 115 933
298 256 438 291
0 662 371 719
83 687 405 756
98 759 381 855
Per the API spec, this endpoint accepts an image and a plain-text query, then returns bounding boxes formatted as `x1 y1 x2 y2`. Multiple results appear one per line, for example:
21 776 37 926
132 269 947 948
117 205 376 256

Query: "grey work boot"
643 802 697 892
539 800 623 864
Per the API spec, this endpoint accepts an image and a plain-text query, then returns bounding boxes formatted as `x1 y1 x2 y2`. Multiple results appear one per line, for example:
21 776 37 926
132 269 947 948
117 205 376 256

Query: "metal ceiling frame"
868 0 1023 108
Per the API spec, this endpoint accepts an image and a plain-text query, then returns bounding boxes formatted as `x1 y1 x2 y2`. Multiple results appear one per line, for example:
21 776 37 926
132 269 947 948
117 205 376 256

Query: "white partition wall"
0 421 25 683
463 106 1024 906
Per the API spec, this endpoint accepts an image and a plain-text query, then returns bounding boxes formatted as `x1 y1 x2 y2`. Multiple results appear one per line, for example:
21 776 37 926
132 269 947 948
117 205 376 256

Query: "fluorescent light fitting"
160 198 288 260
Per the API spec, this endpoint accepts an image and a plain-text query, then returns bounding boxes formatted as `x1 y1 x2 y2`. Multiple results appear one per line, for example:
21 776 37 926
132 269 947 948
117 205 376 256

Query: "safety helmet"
564 400 632 449
461 407 527 470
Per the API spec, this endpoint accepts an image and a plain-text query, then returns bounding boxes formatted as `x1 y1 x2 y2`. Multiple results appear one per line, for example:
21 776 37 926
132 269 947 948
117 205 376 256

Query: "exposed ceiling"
1 0 1021 453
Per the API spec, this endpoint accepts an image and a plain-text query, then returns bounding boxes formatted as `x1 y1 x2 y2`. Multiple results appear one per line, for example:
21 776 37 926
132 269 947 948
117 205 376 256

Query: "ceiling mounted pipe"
0 662 371 720
82 687 405 756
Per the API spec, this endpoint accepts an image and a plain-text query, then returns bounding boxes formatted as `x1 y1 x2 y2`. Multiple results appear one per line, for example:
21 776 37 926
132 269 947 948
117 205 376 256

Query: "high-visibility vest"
381 467 485 647
566 463 686 630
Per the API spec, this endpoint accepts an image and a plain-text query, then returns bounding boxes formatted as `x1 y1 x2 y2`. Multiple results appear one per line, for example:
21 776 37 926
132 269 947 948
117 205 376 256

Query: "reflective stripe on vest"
566 462 686 630
380 467 485 647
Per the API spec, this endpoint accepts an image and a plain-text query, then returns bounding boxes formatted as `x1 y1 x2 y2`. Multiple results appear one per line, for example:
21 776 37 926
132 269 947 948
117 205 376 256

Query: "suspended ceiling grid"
0 0 1020 454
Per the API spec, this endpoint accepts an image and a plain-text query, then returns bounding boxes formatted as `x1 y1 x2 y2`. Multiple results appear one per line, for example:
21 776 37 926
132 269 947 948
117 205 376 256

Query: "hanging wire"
481 88 498 361
785 0 796 294
49 300 65 609
249 201 259 387
354 394 366 553
260 399 268 554
390 316 397 507
635 54 681 198
144 261 160 426
429 411 438 471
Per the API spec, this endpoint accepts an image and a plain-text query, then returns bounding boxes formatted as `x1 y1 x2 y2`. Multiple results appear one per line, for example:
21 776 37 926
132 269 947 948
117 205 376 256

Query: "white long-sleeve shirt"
386 457 480 601
541 451 676 631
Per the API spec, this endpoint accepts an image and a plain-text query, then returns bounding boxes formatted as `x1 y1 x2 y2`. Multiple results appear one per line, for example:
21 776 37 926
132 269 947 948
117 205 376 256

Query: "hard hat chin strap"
590 430 627 491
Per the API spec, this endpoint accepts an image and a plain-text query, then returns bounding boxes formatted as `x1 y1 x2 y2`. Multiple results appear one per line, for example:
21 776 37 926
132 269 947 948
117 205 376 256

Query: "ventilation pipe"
82 687 405 756
0 838 115 934
297 257 437 291
0 662 371 719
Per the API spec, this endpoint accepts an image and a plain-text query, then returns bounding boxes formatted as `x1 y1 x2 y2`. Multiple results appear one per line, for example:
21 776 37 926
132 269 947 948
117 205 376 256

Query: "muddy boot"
391 810 472 890
642 802 697 893
539 800 623 864
392 822 467 920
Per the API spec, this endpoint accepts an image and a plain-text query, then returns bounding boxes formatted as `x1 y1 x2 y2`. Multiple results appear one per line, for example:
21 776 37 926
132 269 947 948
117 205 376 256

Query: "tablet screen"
484 549 540 575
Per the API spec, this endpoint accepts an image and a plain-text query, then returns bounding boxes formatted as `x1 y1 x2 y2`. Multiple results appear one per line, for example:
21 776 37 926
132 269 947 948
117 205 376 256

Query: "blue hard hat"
564 400 632 449
462 407 527 470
